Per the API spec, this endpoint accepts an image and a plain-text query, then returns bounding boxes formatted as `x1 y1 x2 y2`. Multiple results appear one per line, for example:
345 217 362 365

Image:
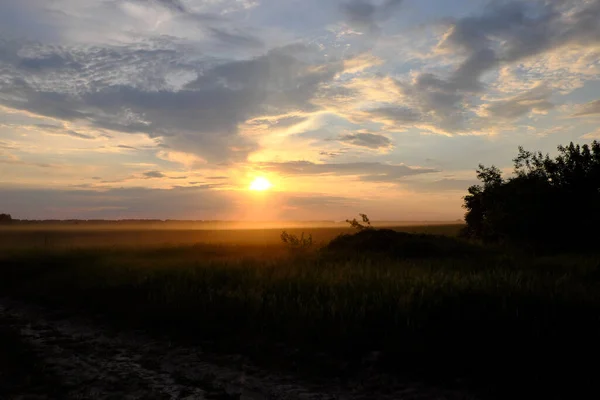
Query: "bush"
345 213 373 231
280 231 313 252
325 228 480 259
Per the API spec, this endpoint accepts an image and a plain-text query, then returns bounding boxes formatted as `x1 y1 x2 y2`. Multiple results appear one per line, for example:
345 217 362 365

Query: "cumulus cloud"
364 0 600 135
338 132 392 149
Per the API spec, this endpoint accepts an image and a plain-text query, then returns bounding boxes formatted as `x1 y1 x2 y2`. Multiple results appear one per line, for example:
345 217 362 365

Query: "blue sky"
1 0 599 220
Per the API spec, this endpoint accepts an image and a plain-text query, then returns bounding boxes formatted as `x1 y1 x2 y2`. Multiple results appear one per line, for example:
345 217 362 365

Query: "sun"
249 177 272 191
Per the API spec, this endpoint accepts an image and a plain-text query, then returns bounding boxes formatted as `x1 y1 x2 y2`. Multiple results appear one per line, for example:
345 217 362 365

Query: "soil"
0 299 476 400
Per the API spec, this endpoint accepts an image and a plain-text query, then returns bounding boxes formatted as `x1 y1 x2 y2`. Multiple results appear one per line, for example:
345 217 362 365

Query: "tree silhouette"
462 141 600 250
0 214 13 224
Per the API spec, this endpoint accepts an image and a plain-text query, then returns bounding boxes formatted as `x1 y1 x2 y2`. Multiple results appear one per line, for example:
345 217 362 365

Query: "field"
1 223 600 399
0 222 463 249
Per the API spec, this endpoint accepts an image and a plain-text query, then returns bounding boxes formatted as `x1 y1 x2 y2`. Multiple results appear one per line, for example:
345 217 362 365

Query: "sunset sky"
1 0 599 221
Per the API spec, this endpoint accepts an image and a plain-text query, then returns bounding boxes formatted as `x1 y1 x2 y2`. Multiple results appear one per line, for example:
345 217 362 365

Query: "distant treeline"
0 216 463 228
1 219 338 226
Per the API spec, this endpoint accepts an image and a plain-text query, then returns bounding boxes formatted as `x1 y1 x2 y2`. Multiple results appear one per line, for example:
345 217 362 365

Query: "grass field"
0 223 464 248
1 224 599 399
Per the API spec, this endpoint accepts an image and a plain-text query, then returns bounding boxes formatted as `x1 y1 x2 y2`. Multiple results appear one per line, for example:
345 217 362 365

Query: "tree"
462 141 600 250
0 214 13 224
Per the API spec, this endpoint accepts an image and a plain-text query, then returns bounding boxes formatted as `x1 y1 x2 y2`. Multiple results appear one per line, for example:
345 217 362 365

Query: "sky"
0 0 599 221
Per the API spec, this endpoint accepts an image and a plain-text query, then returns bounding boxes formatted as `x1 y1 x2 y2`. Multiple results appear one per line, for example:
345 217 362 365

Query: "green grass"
1 229 599 398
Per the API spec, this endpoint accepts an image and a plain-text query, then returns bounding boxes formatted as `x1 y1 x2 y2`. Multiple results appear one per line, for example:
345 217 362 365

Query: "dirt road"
0 300 475 400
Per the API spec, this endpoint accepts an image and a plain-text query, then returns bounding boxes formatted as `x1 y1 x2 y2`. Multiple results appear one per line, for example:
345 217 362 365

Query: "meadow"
0 222 463 248
1 223 599 399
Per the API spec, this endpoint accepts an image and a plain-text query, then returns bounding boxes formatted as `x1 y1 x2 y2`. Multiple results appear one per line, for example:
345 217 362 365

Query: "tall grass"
1 244 599 398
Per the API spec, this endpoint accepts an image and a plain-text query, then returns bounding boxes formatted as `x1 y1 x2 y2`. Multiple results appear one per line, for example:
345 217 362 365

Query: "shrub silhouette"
0 214 13 224
326 227 479 259
280 231 313 252
462 140 600 251
345 213 373 231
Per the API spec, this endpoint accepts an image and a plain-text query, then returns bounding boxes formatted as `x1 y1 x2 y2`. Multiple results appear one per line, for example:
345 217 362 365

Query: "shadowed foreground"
1 236 599 399
1 299 472 400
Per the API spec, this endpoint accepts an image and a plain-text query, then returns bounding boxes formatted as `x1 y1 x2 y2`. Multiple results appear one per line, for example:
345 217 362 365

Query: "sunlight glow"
249 177 272 191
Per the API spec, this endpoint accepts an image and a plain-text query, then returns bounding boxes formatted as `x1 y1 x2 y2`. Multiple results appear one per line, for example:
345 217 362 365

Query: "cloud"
480 85 554 119
338 132 392 149
208 27 264 48
0 40 343 163
0 156 55 169
156 150 206 168
451 1 600 76
340 0 404 34
19 53 82 71
283 194 353 209
143 170 166 178
145 0 188 13
126 0 224 20
319 150 347 159
572 99 600 117
34 124 96 139
259 160 437 181
367 0 600 135
367 106 422 125
582 128 600 139
399 178 479 192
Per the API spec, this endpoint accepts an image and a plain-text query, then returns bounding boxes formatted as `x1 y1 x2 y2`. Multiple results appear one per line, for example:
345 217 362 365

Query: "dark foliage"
280 230 313 251
345 213 373 231
462 141 600 251
0 214 12 224
325 228 480 259
2 246 600 399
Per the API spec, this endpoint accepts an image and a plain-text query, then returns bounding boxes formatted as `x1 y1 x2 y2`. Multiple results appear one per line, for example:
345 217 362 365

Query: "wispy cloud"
572 100 600 117
338 132 392 150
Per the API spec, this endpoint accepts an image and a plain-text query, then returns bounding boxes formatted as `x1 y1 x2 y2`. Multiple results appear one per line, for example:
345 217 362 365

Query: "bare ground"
0 300 476 400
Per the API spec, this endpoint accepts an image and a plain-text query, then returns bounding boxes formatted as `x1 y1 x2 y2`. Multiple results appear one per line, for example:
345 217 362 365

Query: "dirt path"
0 299 476 400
